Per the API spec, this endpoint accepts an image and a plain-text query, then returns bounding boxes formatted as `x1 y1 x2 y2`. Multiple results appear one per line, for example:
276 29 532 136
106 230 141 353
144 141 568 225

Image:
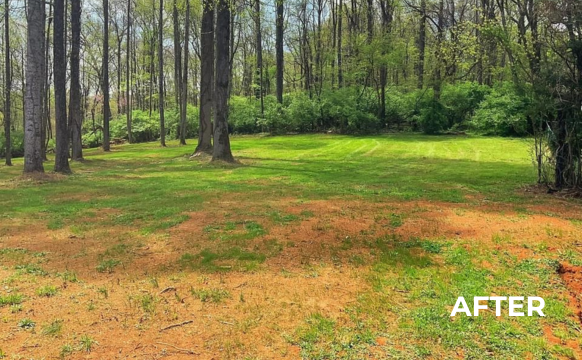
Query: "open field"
1 134 581 359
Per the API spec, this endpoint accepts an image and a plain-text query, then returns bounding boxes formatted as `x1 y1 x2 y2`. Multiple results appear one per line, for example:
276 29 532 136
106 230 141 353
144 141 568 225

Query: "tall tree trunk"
69 0 83 161
53 0 71 173
433 0 444 100
337 0 343 88
180 0 190 145
103 0 111 151
417 0 425 89
126 0 132 143
212 0 234 162
158 0 166 147
24 0 45 173
255 0 264 116
4 0 12 166
379 0 393 122
41 6 51 161
116 28 122 116
194 0 214 155
275 0 284 104
173 0 182 119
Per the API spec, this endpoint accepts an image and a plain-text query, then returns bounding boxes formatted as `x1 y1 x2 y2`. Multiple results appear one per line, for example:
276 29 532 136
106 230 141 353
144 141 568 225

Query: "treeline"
0 0 581 188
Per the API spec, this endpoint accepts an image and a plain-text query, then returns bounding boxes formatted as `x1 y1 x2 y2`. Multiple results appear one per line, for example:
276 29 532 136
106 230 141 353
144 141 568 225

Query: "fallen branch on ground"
159 320 193 332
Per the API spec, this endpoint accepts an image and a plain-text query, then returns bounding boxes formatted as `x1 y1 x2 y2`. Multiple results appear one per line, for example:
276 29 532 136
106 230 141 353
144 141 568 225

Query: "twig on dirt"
219 321 235 326
159 286 177 295
159 320 194 332
234 282 247 289
155 342 198 355
393 288 409 293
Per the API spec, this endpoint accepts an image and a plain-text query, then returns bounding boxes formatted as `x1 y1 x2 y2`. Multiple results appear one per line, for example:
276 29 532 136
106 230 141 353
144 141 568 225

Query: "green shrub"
0 130 24 158
470 83 529 136
283 92 319 132
229 96 261 134
319 87 381 134
441 82 490 128
111 110 159 143
82 131 102 148
418 99 448 134
165 104 200 139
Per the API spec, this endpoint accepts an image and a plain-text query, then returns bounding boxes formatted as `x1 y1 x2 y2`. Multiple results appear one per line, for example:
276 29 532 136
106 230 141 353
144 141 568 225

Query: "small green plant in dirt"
0 348 5 358
79 335 96 352
0 293 24 307
60 344 74 358
41 319 63 337
37 285 58 297
10 304 23 313
58 271 79 283
131 293 158 314
149 277 159 288
15 263 47 276
389 213 404 228
97 287 109 299
18 318 36 330
191 288 231 303
96 259 121 273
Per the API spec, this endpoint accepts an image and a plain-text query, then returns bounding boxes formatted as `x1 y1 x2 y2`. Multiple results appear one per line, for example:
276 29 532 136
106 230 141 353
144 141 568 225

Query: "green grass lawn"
0 134 534 227
0 134 581 359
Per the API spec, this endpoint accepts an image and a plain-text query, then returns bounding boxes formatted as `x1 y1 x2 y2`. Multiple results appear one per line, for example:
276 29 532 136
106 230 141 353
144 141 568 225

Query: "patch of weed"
0 293 24 306
191 288 231 303
96 259 121 273
41 319 63 337
36 285 58 297
18 318 36 330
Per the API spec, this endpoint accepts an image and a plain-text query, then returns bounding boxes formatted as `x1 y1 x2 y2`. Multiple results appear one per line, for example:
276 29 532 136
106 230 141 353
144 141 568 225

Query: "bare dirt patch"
558 263 582 324
2 197 582 358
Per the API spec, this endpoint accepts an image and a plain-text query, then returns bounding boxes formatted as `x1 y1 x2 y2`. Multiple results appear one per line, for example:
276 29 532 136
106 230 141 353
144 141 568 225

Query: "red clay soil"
558 263 582 324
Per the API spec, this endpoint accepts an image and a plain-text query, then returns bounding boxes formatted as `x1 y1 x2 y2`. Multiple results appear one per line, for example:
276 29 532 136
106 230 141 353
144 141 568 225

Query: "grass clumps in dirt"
15 263 47 276
180 248 267 272
36 285 58 297
79 335 97 352
0 293 24 307
17 318 36 330
190 288 231 303
41 320 63 337
96 259 121 273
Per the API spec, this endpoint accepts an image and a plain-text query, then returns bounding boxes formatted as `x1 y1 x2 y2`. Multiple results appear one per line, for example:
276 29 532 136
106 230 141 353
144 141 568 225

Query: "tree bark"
24 0 45 173
126 0 132 143
41 6 51 161
275 0 284 103
337 0 343 88
194 0 214 155
212 0 234 162
103 0 111 151
255 0 264 116
159 0 166 147
173 0 182 137
4 0 12 166
181 0 190 145
53 0 71 173
417 0 425 89
69 0 83 161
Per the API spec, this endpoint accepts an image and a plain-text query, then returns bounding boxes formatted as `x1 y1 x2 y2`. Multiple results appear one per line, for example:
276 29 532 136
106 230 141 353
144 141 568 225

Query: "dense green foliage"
0 131 24 159
72 82 532 149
